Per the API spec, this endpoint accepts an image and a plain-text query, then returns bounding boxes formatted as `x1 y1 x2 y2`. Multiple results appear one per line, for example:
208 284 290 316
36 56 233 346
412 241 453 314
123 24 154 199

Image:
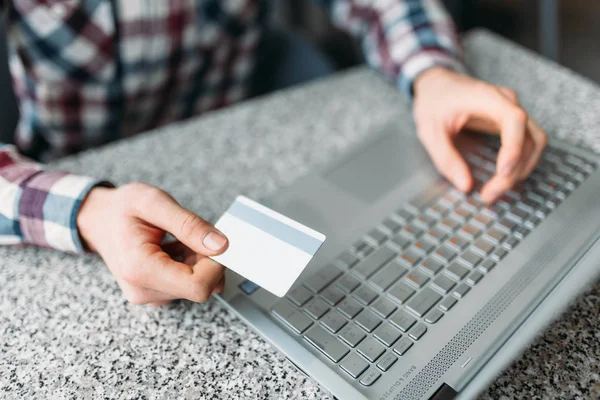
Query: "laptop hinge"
428 383 458 400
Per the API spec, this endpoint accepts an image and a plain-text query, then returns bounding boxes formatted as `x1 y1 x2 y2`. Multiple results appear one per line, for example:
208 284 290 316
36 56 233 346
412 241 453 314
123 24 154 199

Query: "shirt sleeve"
320 0 466 99
0 143 106 252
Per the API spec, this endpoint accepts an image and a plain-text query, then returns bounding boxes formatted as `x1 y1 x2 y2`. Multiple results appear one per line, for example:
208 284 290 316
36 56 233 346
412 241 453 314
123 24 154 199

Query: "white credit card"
211 196 326 297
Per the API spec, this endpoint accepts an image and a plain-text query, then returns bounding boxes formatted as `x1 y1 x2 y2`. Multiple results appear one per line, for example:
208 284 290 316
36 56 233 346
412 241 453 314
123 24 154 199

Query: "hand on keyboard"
412 67 548 204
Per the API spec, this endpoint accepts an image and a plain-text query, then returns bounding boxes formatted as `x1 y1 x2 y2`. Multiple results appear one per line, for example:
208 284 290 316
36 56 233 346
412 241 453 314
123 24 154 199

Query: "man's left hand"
412 67 548 203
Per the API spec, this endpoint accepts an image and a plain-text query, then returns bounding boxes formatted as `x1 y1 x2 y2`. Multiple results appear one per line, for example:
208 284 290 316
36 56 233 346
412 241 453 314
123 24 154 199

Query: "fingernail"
500 161 517 177
203 231 227 251
457 175 470 192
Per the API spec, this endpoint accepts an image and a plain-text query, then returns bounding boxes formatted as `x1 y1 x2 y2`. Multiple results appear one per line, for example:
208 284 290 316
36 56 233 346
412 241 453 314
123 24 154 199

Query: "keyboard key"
433 246 457 264
482 203 503 218
507 208 529 223
472 211 494 228
426 226 449 244
367 228 388 246
357 337 386 362
353 239 374 256
459 223 482 241
381 218 402 235
427 203 450 219
447 235 469 251
414 214 437 228
408 323 427 340
466 270 484 285
337 251 359 268
453 283 471 299
401 224 423 241
439 217 461 232
373 323 402 347
305 325 349 362
497 217 518 233
479 259 496 273
453 206 473 222
413 239 436 255
339 324 367 347
336 274 361 293
491 247 508 262
395 208 414 224
439 296 457 311
515 226 531 240
472 238 495 256
399 248 422 268
372 297 397 318
353 247 397 279
321 285 346 306
464 197 485 211
440 191 462 207
393 337 414 356
321 310 348 333
354 247 396 279
446 262 470 281
305 298 330 319
459 250 482 269
340 353 369 378
353 285 378 306
388 281 415 304
420 257 444 276
389 309 417 332
484 227 507 245
370 260 408 292
272 300 313 334
390 234 412 251
377 353 398 371
405 288 442 317
408 184 447 213
424 308 444 324
355 309 382 333
432 274 456 294
503 237 520 250
287 285 313 306
304 265 343 293
404 270 430 289
360 369 382 386
338 297 363 319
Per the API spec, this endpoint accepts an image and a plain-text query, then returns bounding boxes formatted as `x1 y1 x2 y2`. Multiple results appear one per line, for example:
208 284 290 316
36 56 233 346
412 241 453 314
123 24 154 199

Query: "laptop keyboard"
270 142 597 387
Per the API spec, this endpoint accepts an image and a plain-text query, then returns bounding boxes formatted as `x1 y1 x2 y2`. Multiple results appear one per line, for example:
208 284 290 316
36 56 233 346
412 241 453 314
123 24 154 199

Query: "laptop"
216 123 600 400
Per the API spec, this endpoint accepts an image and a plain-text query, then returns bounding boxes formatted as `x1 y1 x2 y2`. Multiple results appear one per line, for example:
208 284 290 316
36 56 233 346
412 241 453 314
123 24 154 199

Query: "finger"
135 190 228 256
212 275 226 295
465 89 528 202
189 256 226 301
518 119 548 180
149 300 174 307
137 247 225 303
417 120 472 192
116 275 177 305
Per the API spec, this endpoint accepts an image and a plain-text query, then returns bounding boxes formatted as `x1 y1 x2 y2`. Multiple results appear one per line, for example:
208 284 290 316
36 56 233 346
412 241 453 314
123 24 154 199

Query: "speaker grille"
397 199 595 400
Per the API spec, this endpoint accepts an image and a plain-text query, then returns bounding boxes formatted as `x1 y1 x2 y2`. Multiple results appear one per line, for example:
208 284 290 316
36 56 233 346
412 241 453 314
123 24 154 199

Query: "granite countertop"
2 30 600 399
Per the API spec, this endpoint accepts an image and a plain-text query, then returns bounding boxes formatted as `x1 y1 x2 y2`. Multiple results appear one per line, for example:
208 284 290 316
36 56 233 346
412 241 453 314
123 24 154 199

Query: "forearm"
0 143 107 252
323 0 465 98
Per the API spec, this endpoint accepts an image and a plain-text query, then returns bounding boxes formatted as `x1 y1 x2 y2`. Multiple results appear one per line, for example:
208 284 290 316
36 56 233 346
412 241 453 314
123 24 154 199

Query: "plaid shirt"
0 0 463 252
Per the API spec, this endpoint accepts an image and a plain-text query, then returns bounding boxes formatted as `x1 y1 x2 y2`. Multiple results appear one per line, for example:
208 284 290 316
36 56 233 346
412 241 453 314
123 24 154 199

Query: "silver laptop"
217 123 600 400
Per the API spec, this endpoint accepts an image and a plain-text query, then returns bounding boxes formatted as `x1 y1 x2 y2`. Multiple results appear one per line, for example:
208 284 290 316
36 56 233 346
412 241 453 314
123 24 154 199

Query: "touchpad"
324 131 430 203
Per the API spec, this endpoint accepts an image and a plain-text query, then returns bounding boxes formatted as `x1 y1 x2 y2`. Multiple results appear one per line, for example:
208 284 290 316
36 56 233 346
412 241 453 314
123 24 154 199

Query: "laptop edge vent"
397 195 596 400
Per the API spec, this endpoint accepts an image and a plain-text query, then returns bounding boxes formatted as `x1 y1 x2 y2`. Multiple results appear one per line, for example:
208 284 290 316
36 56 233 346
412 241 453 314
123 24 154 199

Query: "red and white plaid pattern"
1 0 463 252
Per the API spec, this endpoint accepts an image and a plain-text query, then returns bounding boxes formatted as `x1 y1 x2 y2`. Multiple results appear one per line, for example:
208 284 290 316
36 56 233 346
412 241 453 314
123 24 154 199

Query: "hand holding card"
211 196 326 297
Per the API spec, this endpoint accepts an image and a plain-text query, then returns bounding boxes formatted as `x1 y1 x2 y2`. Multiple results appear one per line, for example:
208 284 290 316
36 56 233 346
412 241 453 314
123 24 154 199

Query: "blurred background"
279 0 600 83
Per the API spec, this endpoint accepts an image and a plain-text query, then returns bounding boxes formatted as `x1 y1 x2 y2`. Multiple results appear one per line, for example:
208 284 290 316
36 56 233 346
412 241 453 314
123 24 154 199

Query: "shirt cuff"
398 50 468 101
18 171 109 253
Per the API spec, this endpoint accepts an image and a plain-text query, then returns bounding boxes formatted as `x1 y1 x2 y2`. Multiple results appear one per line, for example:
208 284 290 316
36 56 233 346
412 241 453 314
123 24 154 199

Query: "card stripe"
226 199 324 255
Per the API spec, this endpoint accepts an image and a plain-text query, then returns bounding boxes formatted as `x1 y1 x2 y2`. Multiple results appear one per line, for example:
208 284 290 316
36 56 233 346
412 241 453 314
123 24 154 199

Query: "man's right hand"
76 183 229 306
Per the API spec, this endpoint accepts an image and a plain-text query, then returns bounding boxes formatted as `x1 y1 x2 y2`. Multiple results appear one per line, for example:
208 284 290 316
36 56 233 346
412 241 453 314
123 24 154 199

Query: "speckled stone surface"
1 30 599 400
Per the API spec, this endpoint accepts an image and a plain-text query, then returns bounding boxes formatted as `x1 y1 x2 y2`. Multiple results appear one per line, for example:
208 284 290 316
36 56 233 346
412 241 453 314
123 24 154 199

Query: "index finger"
133 244 226 303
